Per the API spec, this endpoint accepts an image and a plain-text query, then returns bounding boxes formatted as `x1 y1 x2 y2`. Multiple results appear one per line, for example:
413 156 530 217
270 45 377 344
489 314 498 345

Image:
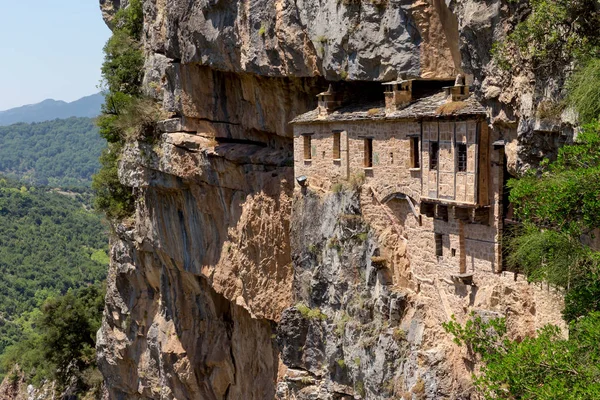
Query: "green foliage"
443 313 507 357
0 176 107 364
0 118 104 188
567 58 600 123
92 143 134 220
335 312 351 336
1 284 105 392
101 31 144 96
493 0 600 70
507 122 600 320
563 275 600 323
295 303 328 321
355 379 365 397
331 182 344 193
444 313 600 399
94 0 149 221
112 0 143 40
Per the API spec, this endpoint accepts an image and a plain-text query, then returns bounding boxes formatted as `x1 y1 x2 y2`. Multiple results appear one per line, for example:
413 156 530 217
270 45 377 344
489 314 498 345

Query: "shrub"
296 303 327 321
92 144 134 220
493 0 600 71
567 58 600 123
331 182 344 193
94 0 151 221
444 312 600 399
507 122 600 320
0 285 105 392
101 31 144 96
349 171 365 189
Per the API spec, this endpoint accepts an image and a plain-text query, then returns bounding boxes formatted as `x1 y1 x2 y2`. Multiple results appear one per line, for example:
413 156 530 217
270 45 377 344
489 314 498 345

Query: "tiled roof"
291 92 487 124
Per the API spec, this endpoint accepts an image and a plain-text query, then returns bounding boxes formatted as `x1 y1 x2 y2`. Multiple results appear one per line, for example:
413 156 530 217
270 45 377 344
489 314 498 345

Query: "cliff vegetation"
93 0 147 221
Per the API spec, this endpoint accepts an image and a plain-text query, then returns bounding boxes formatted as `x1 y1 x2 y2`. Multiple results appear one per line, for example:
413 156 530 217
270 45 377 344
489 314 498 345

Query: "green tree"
93 0 146 220
444 312 600 399
494 0 600 71
507 122 600 321
1 285 106 393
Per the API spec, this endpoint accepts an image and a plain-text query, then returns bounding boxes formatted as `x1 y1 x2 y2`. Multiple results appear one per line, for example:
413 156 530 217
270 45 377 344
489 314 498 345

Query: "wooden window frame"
457 143 467 172
333 131 341 159
429 141 439 170
303 134 312 160
410 137 420 168
364 138 373 168
435 233 443 257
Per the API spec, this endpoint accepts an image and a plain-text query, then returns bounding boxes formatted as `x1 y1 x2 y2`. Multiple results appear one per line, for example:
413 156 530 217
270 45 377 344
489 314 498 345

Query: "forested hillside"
0 175 108 383
0 117 105 188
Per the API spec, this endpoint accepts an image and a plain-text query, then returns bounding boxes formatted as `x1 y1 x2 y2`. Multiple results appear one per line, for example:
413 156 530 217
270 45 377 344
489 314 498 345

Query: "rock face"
97 0 570 399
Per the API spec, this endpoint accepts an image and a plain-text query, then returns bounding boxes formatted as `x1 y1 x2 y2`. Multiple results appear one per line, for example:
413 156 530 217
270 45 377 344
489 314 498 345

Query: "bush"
94 0 150 221
493 0 600 70
101 31 144 96
92 144 134 220
1 285 106 392
507 122 600 320
567 58 600 123
444 312 600 399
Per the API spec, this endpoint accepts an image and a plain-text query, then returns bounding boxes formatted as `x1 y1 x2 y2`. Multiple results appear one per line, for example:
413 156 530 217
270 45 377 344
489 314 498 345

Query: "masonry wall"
293 116 503 278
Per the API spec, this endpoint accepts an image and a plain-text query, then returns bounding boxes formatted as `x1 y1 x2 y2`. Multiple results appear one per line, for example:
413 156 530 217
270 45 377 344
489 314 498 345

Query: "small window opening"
364 138 373 168
322 151 326 159
430 142 439 170
451 248 456 257
303 135 312 160
435 234 443 257
333 132 341 159
411 137 420 168
457 143 467 172
390 152 394 164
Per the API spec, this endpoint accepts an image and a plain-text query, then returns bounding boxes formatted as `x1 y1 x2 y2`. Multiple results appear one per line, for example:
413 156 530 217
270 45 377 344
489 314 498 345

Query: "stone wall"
293 115 502 279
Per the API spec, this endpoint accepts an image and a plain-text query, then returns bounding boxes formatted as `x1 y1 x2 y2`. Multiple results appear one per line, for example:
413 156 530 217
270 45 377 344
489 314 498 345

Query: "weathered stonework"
292 82 499 278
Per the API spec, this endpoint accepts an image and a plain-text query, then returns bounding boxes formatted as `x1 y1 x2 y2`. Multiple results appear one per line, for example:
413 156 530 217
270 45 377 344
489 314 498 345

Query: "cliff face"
97 1 568 399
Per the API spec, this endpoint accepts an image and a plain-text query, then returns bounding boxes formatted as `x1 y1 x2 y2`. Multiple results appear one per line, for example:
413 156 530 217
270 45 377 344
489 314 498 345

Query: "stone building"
291 77 504 281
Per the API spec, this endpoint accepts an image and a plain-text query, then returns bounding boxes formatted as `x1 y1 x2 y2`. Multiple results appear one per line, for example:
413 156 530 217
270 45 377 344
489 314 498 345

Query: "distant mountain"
0 93 104 126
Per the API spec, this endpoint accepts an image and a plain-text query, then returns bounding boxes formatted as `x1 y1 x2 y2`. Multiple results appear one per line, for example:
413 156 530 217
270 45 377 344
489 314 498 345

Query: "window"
457 143 467 172
410 137 420 168
435 233 443 257
303 135 312 160
364 138 373 168
333 131 341 159
429 142 439 170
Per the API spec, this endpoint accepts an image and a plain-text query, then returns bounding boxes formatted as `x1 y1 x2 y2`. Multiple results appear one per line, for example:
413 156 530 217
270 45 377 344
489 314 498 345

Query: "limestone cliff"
97 0 568 399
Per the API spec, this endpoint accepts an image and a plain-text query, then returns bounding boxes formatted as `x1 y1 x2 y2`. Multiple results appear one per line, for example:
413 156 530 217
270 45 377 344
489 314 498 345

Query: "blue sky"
0 1 112 110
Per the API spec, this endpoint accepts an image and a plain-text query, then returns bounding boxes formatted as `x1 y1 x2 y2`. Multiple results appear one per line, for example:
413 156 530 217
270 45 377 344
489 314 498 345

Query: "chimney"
444 74 470 102
383 79 412 113
317 84 342 116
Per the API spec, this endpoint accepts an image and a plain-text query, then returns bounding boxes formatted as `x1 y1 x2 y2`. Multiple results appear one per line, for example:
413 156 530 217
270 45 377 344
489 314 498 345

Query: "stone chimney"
383 79 412 113
444 74 470 102
317 84 342 116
